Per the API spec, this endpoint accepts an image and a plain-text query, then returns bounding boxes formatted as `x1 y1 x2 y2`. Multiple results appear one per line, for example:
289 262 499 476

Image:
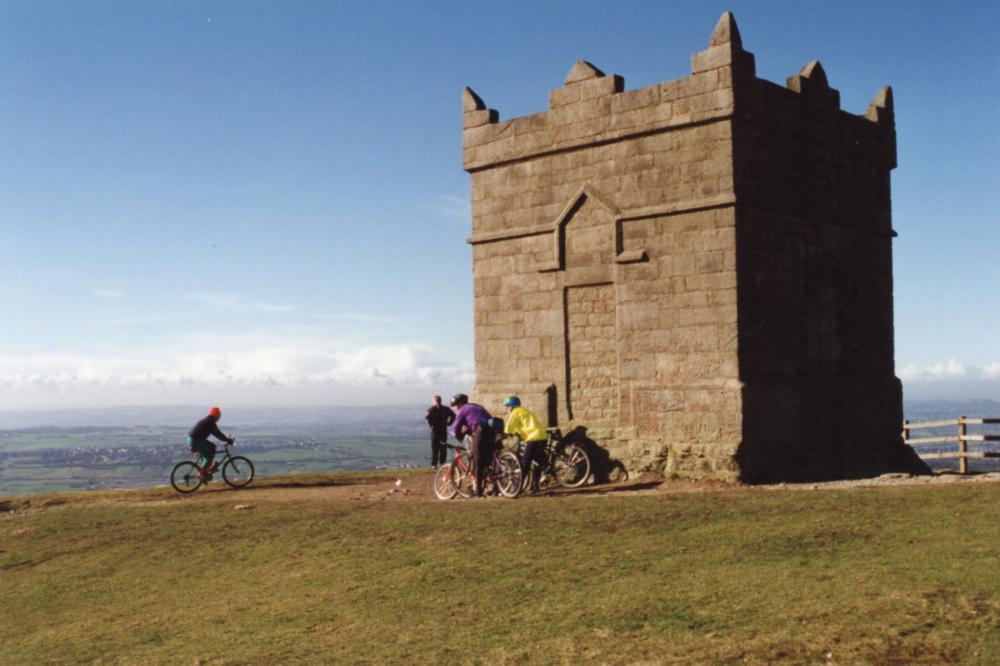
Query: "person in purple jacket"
450 393 495 497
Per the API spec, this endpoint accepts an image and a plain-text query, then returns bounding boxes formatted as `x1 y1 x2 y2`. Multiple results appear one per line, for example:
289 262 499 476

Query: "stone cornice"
467 192 737 246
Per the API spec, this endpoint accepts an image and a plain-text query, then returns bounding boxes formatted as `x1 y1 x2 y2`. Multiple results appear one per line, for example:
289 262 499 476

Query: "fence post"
959 416 968 475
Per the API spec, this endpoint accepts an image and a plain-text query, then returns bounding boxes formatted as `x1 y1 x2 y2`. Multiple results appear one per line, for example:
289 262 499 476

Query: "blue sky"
0 0 997 409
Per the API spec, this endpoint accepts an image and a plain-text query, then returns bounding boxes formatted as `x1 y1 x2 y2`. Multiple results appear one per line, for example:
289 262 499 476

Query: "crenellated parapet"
786 60 840 107
463 11 895 173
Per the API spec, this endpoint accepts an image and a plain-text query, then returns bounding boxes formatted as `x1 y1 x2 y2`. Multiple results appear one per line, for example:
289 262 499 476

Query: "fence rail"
903 416 1000 474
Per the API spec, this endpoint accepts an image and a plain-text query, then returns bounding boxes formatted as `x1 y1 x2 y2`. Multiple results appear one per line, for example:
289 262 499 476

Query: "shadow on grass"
535 480 663 498
252 479 345 489
1 556 55 572
245 470 410 490
0 497 68 512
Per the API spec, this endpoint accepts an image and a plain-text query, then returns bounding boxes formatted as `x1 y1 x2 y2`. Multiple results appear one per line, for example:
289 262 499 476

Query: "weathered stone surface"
463 86 485 112
786 60 841 107
691 12 756 76
709 12 742 48
461 12 920 483
866 85 894 123
564 60 605 84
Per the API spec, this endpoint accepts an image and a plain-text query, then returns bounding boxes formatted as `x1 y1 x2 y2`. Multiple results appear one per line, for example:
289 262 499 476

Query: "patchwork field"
0 418 428 495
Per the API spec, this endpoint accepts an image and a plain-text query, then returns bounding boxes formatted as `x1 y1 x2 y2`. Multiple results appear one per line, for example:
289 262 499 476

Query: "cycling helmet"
503 394 521 408
450 393 469 407
209 406 222 419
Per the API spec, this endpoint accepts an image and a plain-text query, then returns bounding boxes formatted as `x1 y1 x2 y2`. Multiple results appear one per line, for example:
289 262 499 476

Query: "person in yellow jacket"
503 395 547 492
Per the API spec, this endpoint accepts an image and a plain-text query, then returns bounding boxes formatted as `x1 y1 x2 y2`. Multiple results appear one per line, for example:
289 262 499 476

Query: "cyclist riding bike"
189 406 234 480
502 395 548 493
450 393 495 498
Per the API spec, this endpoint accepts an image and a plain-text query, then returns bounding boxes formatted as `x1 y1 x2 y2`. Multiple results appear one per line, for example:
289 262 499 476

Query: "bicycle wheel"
222 456 255 488
170 461 203 494
553 443 591 488
452 452 474 498
495 451 523 498
433 463 458 500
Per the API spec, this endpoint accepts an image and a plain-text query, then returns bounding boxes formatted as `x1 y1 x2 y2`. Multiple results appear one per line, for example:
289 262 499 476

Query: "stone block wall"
462 12 925 481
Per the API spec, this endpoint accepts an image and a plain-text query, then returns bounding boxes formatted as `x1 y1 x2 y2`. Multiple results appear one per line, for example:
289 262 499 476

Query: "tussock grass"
2 472 1000 664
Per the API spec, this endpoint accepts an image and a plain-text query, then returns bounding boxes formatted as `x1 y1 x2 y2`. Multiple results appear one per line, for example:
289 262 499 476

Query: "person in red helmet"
188 406 234 479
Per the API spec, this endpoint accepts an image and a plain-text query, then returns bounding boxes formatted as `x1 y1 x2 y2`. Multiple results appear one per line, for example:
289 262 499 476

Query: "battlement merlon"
462 12 896 173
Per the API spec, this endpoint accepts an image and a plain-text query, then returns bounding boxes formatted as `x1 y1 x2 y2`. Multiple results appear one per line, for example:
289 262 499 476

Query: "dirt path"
142 468 1000 508
5 468 1000 515
141 471 673 506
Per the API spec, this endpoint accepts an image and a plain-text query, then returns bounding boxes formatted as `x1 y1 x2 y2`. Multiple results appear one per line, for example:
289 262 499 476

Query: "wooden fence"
903 416 1000 474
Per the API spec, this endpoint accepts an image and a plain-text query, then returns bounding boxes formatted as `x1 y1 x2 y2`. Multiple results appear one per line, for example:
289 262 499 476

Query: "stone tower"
461 13 926 482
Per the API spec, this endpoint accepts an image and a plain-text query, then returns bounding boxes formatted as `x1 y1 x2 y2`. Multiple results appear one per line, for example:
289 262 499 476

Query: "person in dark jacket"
189 406 233 478
425 395 455 468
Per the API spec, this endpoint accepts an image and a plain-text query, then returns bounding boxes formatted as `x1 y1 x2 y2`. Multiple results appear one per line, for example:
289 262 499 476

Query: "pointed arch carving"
537 185 647 273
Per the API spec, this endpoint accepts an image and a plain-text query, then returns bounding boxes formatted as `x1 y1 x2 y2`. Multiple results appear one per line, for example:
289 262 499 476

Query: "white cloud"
186 292 296 313
897 358 969 382
983 362 1000 379
0 332 475 409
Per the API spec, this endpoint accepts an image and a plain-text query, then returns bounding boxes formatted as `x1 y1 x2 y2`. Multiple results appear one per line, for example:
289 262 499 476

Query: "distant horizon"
2 370 999 410
1 395 999 431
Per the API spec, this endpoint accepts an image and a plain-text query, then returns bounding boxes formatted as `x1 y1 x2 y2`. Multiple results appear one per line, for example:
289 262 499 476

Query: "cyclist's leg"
470 424 493 497
205 440 217 471
485 428 500 493
524 440 546 490
190 438 216 476
189 437 207 466
470 429 484 496
519 441 534 488
187 436 201 465
520 442 534 490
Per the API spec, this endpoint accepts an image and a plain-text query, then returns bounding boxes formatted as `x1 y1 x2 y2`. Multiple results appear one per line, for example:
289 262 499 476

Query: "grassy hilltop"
2 471 1000 664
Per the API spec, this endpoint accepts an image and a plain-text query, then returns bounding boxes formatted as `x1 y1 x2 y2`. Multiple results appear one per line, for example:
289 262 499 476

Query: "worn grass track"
2 471 1000 664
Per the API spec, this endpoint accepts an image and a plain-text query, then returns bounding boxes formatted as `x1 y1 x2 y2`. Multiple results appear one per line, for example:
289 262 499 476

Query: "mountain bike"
513 428 591 491
170 440 254 494
433 438 522 499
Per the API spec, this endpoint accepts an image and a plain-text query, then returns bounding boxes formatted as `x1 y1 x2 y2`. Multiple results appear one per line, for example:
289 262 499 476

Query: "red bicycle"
433 439 522 499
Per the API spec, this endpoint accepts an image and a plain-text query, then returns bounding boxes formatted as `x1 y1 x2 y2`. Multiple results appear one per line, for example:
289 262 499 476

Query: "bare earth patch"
4 467 1000 516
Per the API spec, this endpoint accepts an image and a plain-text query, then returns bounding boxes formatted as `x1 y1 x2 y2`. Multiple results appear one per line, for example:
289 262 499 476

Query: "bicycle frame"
510 427 590 490
511 430 561 474
441 442 473 480
456 438 505 489
194 443 236 472
437 437 521 498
